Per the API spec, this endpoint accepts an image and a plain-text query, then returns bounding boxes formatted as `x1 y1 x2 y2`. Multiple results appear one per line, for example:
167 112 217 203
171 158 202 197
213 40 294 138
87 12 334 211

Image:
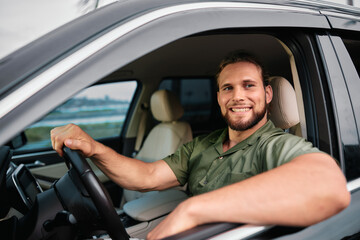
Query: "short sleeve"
163 141 194 185
260 133 322 171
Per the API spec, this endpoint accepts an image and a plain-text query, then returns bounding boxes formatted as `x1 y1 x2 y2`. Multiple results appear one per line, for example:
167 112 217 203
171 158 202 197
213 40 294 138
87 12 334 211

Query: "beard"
222 104 267 131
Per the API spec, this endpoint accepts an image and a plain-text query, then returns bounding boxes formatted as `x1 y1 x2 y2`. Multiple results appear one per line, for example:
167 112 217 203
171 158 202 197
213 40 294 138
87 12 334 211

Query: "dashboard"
7 163 43 214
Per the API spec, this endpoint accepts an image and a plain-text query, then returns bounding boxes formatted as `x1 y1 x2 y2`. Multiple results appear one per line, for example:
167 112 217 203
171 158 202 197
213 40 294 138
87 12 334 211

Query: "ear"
217 91 220 106
265 85 273 104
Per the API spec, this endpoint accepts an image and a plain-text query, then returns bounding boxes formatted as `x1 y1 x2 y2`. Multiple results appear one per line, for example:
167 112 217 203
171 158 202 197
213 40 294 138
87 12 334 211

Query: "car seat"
268 76 301 135
123 89 193 202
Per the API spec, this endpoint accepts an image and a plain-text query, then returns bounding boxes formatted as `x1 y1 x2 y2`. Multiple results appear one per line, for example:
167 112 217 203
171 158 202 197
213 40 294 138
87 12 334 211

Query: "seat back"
135 89 192 162
124 89 192 202
269 76 301 134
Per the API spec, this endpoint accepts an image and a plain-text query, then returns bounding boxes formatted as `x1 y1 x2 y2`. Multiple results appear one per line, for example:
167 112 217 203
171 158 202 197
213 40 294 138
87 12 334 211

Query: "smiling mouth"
231 107 251 112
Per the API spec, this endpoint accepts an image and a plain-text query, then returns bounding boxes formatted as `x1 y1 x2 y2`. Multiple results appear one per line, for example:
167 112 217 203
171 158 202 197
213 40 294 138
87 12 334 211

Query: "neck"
223 118 268 152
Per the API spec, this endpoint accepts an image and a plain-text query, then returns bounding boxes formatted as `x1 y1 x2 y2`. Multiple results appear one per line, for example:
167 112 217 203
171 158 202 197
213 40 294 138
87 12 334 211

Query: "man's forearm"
90 143 152 190
90 143 179 191
51 123 179 191
149 153 350 239
185 153 350 227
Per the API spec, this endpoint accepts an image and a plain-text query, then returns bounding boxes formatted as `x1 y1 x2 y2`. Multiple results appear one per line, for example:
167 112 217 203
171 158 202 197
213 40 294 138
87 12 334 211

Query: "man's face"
217 61 272 131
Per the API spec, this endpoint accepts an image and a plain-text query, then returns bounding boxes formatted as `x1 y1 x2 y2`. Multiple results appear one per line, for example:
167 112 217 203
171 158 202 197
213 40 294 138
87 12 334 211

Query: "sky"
0 0 358 60
0 0 82 58
0 0 116 59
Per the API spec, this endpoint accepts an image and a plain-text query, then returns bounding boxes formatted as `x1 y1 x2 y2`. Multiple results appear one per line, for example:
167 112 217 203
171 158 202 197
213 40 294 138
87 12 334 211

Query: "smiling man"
51 51 350 240
217 58 272 146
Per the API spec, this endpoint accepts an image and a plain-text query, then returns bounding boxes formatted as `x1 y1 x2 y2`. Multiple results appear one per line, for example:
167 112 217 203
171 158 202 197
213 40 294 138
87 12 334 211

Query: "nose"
232 86 245 102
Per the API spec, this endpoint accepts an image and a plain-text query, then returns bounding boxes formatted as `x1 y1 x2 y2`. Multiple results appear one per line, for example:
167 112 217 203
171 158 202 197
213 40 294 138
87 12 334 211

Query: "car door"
1 1 357 239
313 11 360 240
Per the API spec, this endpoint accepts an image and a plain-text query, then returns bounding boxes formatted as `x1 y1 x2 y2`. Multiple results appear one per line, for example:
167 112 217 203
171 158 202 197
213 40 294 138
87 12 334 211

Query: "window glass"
159 78 213 123
20 81 137 150
159 78 222 136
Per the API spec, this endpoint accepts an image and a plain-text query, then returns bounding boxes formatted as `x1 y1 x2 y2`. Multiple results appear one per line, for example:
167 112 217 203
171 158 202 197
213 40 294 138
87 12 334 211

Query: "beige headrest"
269 76 300 129
150 89 184 122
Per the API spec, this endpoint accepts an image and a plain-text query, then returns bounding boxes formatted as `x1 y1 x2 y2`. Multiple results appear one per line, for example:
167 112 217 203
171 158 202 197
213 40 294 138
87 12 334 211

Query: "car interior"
113 33 304 239
2 32 311 239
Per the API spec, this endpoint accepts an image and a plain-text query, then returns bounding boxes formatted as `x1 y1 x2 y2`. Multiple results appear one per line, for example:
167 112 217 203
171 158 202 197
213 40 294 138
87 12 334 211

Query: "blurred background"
0 0 116 59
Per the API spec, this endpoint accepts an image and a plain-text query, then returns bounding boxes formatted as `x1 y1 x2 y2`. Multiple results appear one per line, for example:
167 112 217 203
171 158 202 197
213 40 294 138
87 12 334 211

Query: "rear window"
159 78 224 136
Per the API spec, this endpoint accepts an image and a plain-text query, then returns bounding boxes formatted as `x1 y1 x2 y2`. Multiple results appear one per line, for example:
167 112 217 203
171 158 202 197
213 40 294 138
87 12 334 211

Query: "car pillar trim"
0 2 319 119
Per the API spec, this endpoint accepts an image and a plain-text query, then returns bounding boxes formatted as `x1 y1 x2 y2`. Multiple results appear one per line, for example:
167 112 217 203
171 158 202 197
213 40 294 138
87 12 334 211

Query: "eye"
222 86 232 91
245 84 255 88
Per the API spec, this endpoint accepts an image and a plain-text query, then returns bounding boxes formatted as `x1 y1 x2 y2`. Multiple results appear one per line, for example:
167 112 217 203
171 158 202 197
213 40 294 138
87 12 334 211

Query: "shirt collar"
213 120 276 154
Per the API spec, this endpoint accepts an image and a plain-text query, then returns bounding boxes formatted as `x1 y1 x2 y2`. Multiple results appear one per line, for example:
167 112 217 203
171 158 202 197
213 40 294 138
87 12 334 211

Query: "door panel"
29 160 109 190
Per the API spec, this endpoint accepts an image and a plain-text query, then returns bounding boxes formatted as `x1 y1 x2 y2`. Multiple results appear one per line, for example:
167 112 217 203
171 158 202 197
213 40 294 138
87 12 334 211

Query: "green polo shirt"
163 120 321 196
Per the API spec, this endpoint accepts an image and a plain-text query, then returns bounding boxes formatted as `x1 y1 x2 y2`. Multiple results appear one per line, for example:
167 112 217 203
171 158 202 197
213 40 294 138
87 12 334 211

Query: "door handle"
25 160 46 168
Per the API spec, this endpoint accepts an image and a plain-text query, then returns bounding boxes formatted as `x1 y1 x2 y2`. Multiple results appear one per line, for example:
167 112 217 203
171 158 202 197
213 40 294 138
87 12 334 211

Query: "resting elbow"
320 157 351 219
333 187 351 213
314 184 351 225
306 175 351 226
328 171 351 215
302 188 350 226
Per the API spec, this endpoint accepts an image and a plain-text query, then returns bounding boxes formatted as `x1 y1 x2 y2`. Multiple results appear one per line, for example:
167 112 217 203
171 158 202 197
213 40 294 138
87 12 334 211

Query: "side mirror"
7 132 27 149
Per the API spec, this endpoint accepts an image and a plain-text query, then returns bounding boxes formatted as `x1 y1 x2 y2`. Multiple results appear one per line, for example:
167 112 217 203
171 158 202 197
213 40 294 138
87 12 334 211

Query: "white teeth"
232 108 250 112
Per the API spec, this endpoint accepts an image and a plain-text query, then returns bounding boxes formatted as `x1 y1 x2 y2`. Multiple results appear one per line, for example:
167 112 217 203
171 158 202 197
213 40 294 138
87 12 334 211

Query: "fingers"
50 124 78 157
51 127 63 156
64 139 85 151
50 124 95 158
147 200 199 240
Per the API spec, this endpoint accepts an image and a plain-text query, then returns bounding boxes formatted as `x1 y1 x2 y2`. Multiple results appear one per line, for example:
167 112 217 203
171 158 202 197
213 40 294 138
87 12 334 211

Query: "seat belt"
132 102 149 157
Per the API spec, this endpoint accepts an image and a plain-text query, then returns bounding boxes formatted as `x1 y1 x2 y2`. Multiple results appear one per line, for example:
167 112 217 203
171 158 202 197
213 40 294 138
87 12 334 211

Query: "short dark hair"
215 51 269 90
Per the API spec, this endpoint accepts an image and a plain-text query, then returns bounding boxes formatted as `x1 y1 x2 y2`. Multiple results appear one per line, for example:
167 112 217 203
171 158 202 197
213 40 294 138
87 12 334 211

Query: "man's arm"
148 153 350 239
51 124 179 191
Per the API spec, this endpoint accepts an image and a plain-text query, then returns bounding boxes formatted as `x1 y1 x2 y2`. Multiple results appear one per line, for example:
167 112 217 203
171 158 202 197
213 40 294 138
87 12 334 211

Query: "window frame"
329 34 360 180
316 34 359 180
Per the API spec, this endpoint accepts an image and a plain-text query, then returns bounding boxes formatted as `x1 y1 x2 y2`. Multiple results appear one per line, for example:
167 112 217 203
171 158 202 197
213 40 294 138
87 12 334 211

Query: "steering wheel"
62 147 129 240
0 146 12 218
